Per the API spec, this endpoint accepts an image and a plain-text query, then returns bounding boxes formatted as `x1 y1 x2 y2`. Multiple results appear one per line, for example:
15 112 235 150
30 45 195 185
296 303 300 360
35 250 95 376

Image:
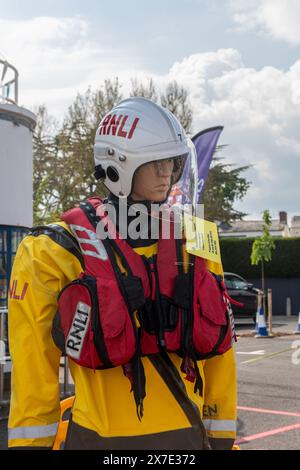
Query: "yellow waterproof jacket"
8 222 237 449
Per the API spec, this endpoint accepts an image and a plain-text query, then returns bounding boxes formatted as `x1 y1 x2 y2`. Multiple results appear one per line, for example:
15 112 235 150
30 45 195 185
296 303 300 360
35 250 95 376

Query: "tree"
130 79 193 133
202 148 251 222
130 78 158 102
93 78 123 123
33 105 60 224
161 81 193 134
251 210 276 314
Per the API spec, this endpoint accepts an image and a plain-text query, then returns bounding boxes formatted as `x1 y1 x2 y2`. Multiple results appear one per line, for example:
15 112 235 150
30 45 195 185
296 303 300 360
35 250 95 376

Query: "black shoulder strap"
29 224 85 269
148 352 211 450
79 201 146 420
79 200 136 277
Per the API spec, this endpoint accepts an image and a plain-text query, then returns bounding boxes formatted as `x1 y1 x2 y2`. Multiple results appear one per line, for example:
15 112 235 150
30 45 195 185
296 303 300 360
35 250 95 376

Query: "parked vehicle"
224 272 259 322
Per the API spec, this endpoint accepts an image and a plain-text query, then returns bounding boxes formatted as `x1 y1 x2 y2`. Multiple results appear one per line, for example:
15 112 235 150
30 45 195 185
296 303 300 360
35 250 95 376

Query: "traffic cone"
254 291 262 333
294 310 300 334
255 305 269 337
254 304 259 333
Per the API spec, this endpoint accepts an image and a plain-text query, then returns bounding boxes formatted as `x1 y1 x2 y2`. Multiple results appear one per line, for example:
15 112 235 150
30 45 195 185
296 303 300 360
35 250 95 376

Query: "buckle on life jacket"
122 331 146 422
215 276 245 308
122 363 133 392
180 356 203 396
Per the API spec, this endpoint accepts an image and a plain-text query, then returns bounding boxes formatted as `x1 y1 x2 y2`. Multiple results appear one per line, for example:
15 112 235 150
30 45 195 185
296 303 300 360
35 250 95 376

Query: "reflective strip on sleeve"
203 419 236 432
8 422 59 440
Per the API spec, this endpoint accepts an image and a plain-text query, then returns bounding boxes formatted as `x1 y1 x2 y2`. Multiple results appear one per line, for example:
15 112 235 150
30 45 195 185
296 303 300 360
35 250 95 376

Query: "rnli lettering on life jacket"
69 223 108 261
66 301 91 359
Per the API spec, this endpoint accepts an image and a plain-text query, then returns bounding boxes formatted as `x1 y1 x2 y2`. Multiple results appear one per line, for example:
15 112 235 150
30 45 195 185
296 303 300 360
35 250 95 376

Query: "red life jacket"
52 197 235 418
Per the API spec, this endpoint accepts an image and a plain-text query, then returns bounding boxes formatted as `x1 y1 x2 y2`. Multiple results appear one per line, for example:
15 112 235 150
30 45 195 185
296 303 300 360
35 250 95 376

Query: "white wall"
220 230 285 238
0 104 36 227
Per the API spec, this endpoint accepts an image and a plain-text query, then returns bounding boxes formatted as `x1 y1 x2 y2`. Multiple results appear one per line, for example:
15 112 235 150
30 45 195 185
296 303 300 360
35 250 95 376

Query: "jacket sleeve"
202 258 237 450
8 228 82 448
202 347 237 450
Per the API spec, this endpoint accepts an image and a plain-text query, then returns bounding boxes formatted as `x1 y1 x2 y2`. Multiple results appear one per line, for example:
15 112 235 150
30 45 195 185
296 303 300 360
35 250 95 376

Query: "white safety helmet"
94 97 197 205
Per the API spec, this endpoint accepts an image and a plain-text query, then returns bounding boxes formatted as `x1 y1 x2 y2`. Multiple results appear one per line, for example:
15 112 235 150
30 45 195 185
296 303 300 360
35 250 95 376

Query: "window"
224 276 234 289
231 277 248 290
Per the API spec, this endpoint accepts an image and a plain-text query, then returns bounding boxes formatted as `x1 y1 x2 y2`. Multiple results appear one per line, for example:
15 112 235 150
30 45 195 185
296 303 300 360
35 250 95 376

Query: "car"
224 272 259 322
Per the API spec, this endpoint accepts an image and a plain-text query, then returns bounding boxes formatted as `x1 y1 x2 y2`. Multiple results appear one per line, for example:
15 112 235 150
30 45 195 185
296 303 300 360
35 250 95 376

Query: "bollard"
286 297 292 317
267 289 273 337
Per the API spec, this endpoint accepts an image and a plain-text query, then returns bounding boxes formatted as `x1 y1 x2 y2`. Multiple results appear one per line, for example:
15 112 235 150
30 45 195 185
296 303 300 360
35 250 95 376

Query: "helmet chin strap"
105 191 185 247
106 193 158 244
108 191 170 210
108 192 152 210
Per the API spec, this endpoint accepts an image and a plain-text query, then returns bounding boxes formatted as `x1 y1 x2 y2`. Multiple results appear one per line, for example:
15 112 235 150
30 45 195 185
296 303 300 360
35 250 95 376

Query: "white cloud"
166 49 300 217
229 0 300 44
0 15 299 217
0 16 134 116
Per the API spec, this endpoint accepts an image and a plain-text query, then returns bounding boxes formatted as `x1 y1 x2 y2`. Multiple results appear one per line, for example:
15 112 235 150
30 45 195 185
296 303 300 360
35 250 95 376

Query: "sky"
0 0 300 220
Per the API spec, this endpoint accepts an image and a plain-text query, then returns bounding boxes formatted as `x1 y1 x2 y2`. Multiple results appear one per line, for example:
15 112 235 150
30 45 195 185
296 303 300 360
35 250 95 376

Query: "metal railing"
0 307 72 423
0 59 19 105
0 306 72 395
0 307 9 408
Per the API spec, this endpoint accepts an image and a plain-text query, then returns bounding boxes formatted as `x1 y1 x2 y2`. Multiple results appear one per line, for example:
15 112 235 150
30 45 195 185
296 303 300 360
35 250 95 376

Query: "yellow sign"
184 213 221 264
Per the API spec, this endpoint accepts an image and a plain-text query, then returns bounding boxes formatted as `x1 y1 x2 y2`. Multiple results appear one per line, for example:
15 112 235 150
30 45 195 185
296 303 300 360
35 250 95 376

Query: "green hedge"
219 237 300 279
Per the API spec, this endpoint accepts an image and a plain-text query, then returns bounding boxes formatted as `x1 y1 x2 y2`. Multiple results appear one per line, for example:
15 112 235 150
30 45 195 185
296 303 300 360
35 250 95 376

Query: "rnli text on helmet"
99 114 140 139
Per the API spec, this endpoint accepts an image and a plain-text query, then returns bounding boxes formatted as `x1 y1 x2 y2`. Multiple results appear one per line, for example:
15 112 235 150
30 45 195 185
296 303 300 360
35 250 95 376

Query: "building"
218 211 290 238
0 59 36 307
290 216 300 237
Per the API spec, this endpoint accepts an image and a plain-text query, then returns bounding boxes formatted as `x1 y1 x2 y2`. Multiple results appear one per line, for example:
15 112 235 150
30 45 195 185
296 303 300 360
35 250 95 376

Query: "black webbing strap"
79 200 135 277
30 224 84 268
149 352 210 450
79 200 146 420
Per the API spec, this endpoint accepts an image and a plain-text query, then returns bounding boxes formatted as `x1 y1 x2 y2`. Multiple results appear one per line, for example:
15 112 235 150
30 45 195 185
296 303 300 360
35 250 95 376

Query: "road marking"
238 406 300 418
236 350 265 355
236 422 300 444
240 347 292 364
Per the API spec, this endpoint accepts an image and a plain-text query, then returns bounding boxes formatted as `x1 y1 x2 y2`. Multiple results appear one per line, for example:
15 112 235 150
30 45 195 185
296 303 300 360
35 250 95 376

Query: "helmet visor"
130 154 187 203
130 138 197 214
168 138 198 214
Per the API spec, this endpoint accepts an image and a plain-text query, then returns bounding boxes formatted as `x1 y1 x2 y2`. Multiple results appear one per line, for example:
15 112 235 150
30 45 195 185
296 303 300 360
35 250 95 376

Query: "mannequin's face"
131 159 174 202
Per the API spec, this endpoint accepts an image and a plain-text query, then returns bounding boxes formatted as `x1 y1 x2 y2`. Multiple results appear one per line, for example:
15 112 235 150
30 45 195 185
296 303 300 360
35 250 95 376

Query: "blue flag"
168 126 223 208
192 126 223 203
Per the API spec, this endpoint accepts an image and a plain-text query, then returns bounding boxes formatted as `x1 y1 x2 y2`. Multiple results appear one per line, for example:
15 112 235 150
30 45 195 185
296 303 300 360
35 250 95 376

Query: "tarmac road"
235 316 300 450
